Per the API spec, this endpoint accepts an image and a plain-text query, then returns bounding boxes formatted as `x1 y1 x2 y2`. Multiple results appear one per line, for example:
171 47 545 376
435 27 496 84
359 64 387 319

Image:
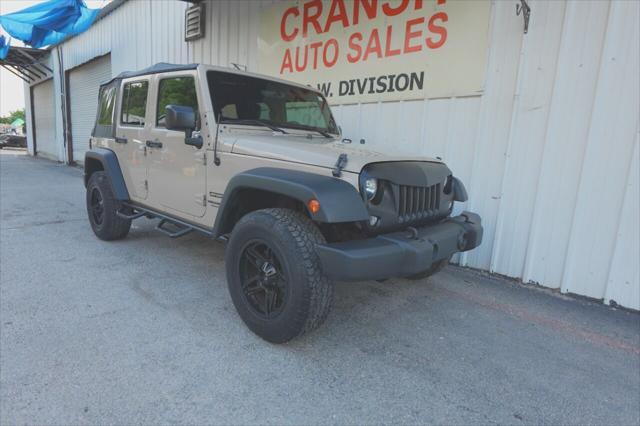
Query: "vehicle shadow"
123 217 442 346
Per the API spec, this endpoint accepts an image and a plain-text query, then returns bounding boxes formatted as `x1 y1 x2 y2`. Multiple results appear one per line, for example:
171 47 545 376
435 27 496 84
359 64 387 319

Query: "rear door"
91 82 117 150
115 78 151 201
146 72 206 218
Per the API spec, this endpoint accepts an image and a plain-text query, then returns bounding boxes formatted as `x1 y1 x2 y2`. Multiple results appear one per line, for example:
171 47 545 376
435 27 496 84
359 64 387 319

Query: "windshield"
207 71 338 135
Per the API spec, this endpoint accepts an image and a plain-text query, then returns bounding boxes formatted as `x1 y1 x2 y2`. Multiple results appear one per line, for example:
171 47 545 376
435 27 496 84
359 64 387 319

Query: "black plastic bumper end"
316 211 483 281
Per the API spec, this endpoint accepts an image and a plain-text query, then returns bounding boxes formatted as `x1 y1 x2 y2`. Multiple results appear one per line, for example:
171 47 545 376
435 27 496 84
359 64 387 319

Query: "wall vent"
185 3 205 41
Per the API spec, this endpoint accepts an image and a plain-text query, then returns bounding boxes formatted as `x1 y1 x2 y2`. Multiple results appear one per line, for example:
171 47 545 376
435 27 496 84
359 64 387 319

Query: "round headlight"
364 177 378 200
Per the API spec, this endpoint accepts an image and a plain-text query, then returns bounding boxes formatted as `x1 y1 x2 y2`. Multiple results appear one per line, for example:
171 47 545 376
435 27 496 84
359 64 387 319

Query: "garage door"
32 79 57 160
68 54 111 163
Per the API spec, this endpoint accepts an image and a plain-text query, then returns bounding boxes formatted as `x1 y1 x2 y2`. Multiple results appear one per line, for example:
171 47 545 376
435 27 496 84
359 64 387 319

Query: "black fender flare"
213 167 369 234
452 177 468 202
84 148 129 201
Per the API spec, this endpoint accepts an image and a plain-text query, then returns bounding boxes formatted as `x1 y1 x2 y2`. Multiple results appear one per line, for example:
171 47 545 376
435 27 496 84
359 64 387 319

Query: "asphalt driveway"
1 150 639 425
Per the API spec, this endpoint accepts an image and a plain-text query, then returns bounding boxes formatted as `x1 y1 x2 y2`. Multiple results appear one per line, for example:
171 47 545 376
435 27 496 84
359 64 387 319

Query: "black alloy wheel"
239 240 288 318
225 208 334 343
90 187 105 226
85 171 131 241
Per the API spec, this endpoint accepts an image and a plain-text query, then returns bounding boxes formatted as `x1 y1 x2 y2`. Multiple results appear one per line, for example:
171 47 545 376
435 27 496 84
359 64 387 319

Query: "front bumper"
316 212 483 281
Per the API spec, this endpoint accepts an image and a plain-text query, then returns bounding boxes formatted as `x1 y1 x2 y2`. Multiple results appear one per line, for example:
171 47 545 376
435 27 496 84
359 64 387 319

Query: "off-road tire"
225 208 333 343
86 171 131 241
405 256 451 280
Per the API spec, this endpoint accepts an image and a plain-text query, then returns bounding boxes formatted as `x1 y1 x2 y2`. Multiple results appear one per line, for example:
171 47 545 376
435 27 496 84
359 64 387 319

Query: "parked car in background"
0 134 27 149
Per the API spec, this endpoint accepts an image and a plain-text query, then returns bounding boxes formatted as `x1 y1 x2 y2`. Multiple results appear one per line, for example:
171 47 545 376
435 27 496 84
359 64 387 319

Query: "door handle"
146 140 163 148
115 136 127 144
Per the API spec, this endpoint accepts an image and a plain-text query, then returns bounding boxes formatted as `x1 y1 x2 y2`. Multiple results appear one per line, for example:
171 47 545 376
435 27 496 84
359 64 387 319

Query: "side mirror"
165 105 195 131
165 105 202 149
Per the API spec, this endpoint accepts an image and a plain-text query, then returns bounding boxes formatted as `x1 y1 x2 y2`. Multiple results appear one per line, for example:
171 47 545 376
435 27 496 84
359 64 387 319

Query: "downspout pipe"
56 47 72 165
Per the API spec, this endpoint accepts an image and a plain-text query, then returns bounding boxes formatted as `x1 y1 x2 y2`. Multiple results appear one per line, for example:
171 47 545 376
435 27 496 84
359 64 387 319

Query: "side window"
285 100 327 128
221 104 238 119
97 86 115 125
120 81 148 126
156 76 198 127
258 102 270 120
220 103 268 120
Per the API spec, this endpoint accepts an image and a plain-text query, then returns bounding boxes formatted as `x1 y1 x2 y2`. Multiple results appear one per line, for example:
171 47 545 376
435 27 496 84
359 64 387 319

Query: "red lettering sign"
276 0 451 74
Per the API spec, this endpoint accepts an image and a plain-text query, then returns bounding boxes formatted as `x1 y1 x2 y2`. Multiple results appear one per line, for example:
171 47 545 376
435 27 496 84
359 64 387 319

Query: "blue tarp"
0 35 9 60
0 0 99 49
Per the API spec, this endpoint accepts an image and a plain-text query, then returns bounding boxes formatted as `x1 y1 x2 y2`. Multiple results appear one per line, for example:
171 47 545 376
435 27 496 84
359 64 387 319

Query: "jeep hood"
229 134 441 173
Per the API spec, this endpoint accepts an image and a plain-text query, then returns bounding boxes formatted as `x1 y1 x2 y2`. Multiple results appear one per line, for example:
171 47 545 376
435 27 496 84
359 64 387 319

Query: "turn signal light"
308 199 321 214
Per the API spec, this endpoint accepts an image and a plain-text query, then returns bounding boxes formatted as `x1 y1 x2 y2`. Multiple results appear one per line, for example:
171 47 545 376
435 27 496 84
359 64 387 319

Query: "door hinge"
516 0 531 34
202 194 207 206
203 151 207 165
144 180 149 190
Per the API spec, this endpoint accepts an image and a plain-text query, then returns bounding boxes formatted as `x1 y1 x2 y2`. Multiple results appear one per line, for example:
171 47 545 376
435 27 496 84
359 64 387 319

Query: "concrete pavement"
1 150 639 425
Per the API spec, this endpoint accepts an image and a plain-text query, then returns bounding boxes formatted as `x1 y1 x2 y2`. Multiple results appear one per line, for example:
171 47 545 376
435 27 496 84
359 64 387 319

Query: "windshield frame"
206 70 339 136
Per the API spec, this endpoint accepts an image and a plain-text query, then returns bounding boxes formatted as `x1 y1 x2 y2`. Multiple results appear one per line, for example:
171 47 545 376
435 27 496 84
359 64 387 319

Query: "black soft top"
100 62 198 87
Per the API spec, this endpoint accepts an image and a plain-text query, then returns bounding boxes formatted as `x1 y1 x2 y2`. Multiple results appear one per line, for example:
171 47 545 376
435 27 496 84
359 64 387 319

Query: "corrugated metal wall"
332 0 639 309
31 79 57 160
68 54 112 163
27 0 639 309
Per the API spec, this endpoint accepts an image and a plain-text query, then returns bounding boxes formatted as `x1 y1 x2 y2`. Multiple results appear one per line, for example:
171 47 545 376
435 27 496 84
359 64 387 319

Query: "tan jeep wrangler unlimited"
84 63 483 343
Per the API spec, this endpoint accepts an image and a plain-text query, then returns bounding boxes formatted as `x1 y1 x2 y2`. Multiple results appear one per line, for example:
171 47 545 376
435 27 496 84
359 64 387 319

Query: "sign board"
258 0 492 104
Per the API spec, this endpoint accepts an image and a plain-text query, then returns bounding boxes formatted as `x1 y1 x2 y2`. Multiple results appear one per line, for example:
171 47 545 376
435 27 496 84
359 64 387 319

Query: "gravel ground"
1 150 639 425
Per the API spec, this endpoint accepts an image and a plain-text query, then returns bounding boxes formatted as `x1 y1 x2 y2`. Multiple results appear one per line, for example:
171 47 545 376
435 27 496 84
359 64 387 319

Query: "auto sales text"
278 0 449 74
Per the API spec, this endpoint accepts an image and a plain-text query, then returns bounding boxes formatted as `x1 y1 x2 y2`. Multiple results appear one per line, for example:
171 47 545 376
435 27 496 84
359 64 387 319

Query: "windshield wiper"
220 119 288 134
283 123 333 138
311 129 333 138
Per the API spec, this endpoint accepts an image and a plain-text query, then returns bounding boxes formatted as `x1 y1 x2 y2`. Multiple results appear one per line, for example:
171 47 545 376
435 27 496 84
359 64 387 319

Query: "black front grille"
397 183 441 222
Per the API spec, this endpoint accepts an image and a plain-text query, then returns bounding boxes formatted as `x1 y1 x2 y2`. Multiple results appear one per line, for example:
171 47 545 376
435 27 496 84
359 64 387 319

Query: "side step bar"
117 203 216 239
156 218 193 238
116 209 146 220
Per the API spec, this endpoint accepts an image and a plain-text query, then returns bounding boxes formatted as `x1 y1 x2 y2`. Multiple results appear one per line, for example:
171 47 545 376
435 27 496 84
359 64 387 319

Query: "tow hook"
457 232 469 250
406 226 419 240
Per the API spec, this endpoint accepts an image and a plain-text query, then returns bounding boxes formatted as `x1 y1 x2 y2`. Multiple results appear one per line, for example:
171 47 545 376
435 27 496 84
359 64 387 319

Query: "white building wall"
31 79 57 160
26 0 640 309
23 83 34 156
560 0 639 304
51 47 67 162
23 50 54 157
333 0 639 309
605 138 640 309
68 54 112 162
60 0 191 75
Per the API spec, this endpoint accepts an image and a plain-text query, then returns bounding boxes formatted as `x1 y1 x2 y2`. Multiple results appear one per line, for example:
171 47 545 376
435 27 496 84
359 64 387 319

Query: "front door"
146 73 206 218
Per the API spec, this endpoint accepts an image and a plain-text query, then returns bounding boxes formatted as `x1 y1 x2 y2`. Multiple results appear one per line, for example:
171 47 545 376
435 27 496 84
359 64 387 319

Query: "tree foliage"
156 77 198 125
0 109 25 125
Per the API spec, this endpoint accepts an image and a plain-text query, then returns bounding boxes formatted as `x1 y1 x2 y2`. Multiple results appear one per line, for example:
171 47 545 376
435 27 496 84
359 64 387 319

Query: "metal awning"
0 46 52 83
